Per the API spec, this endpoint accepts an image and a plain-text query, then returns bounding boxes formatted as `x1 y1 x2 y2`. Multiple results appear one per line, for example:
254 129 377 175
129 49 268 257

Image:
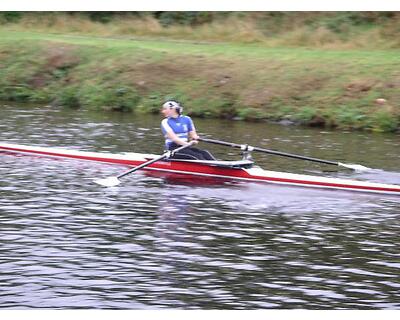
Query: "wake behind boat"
1 142 400 195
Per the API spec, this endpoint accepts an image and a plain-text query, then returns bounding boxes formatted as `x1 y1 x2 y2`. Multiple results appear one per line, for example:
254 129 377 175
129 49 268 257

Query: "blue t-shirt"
161 115 195 148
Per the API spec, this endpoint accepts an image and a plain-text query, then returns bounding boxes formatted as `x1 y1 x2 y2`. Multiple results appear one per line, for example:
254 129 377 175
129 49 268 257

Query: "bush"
368 110 399 132
86 12 115 24
319 12 386 33
0 85 33 101
334 106 366 129
268 105 295 121
55 86 81 108
139 93 168 114
293 107 319 123
87 86 140 111
237 107 266 121
0 12 22 24
155 12 214 27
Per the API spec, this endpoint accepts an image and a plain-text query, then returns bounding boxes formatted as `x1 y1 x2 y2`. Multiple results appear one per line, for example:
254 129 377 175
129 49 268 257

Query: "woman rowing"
161 100 216 160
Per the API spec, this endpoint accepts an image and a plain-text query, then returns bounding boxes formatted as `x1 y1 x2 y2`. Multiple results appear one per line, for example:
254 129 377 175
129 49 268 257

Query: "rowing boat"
1 142 400 195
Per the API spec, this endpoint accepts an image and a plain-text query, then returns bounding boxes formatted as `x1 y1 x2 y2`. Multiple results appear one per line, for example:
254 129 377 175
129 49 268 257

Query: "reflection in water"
155 193 190 242
152 194 195 308
1 103 400 309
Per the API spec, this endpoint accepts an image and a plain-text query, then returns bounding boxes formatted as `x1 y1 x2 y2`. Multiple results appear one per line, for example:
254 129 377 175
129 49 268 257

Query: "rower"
160 100 216 161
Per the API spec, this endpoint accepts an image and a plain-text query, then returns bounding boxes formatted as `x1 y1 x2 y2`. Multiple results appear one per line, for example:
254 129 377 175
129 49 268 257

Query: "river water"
1 103 399 309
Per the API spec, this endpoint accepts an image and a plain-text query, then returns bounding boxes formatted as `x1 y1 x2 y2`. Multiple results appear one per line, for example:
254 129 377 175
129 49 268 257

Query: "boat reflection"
144 170 240 187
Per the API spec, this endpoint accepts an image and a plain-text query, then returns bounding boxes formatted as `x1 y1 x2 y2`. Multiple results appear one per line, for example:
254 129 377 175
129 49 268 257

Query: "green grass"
2 30 400 62
0 30 399 132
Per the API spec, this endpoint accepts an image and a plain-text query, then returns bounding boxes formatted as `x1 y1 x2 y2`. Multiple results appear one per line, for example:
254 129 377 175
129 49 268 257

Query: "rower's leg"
197 149 217 160
170 152 198 160
168 143 216 160
180 147 211 160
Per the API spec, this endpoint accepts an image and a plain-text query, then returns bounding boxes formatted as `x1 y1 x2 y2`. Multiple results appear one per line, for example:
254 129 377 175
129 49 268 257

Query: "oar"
95 142 195 187
198 137 370 171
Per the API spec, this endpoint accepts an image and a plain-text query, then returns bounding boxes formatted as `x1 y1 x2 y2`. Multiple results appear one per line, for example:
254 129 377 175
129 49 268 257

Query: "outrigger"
1 140 399 195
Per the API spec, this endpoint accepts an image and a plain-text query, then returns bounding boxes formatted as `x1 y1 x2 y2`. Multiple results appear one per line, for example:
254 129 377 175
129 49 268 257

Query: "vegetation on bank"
0 15 399 132
1 12 400 49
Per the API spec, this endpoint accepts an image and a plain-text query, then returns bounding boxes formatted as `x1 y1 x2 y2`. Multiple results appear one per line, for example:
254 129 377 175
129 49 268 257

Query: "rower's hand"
190 140 199 145
191 133 200 143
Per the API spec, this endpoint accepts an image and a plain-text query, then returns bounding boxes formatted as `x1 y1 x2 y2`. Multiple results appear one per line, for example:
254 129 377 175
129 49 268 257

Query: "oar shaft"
198 138 239 149
252 146 338 166
116 153 167 179
199 137 338 166
117 141 195 179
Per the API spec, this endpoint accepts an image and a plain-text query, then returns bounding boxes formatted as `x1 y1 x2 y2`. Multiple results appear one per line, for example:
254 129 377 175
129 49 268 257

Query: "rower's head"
162 100 183 118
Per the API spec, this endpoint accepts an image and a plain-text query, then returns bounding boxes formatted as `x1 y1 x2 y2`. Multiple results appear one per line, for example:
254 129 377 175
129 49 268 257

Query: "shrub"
139 93 170 114
92 87 141 112
0 85 33 102
55 86 81 108
319 12 384 33
334 106 366 129
293 107 319 123
368 110 399 132
268 105 295 121
156 12 214 27
237 107 266 121
0 12 22 24
86 12 115 24
189 93 239 119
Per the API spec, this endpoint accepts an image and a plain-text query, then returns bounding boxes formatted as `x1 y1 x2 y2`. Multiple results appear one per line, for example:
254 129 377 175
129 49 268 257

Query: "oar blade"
94 176 121 187
338 162 371 172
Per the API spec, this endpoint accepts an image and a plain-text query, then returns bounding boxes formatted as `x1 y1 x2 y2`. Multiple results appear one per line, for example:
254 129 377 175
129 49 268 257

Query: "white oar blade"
339 162 371 172
94 176 121 187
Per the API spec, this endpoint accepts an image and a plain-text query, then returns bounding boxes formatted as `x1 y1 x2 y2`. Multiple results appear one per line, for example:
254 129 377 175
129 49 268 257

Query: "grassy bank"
1 30 399 132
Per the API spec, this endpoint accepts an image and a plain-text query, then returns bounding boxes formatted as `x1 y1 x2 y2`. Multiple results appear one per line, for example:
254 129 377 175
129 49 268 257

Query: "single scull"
1 142 399 195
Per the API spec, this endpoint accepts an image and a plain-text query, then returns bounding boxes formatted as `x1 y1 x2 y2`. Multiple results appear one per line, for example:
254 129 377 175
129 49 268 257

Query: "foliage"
333 106 366 129
0 84 33 101
139 93 167 114
316 12 390 33
0 12 22 24
185 92 238 119
237 107 267 121
293 107 319 123
86 12 115 24
55 86 81 108
154 12 214 27
367 110 399 132
78 85 141 112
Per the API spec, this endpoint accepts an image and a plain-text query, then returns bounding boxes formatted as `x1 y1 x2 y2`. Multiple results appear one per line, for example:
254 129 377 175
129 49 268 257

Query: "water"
1 103 400 309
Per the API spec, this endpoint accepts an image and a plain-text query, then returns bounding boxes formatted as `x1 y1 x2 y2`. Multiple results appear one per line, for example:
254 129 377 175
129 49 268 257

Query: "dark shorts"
168 142 216 161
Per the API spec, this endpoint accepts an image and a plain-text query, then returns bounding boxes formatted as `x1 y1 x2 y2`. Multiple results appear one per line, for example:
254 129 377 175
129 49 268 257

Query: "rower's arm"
187 117 199 141
164 128 191 146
